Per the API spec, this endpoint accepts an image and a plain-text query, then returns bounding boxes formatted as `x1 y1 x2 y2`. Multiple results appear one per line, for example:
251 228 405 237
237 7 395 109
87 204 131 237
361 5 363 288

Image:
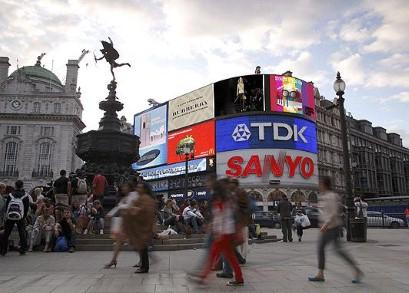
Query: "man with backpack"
1 180 30 255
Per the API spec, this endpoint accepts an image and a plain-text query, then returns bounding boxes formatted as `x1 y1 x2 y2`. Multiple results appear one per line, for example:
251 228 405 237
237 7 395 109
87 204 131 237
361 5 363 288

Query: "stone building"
315 93 409 198
0 55 85 190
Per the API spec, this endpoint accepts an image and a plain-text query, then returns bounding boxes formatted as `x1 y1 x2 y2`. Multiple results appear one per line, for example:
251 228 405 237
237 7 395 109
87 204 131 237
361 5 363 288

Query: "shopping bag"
301 215 311 228
54 236 68 252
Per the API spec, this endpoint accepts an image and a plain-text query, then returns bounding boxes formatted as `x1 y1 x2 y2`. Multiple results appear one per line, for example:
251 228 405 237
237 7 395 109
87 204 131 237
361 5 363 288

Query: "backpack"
6 193 28 221
77 178 87 194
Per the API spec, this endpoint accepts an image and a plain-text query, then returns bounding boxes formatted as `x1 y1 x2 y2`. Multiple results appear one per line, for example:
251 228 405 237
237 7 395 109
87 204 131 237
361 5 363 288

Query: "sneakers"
68 247 75 253
226 280 244 286
83 229 88 235
100 229 104 235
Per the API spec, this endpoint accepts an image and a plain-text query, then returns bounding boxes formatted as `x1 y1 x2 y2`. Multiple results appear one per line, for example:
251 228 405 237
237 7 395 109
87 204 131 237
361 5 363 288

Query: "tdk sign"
216 115 317 154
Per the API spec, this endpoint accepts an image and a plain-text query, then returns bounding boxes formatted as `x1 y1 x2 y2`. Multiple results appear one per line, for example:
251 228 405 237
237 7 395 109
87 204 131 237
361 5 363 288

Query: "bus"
366 196 409 220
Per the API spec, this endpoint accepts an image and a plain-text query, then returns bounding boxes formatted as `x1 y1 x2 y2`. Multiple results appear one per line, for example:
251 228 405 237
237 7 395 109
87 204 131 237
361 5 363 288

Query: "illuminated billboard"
216 149 318 188
168 84 214 131
133 104 168 169
270 75 316 120
214 75 264 116
216 114 317 154
139 157 208 181
168 120 215 164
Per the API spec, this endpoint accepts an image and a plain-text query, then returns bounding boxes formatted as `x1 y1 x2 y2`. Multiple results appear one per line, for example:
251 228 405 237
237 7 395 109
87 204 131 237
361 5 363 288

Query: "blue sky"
1 0 408 145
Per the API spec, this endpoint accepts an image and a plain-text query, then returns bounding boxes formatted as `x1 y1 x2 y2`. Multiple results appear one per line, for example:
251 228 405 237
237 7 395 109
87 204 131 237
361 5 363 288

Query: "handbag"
301 215 311 228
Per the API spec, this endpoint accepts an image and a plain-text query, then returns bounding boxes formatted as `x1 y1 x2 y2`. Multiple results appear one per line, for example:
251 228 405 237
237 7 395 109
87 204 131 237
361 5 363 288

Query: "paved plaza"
0 229 408 293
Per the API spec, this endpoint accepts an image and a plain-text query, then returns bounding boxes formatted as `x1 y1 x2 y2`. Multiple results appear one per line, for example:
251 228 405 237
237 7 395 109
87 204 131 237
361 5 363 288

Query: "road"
0 228 408 292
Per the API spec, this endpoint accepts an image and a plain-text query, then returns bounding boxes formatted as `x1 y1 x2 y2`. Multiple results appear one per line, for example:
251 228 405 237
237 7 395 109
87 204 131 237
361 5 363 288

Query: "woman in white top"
104 181 139 269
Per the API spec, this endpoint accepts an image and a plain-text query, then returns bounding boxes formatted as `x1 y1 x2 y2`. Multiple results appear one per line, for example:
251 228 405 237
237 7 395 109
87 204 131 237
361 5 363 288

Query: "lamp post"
181 145 195 199
333 72 354 241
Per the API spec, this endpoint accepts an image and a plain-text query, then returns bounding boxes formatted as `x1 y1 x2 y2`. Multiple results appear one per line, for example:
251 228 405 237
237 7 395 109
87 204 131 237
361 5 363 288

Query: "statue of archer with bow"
94 37 130 81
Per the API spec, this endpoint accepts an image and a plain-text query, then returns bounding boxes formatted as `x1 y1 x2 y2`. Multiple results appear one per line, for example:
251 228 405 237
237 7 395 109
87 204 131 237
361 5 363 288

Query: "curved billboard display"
216 114 317 154
133 104 168 170
216 149 318 188
270 75 316 120
168 120 215 164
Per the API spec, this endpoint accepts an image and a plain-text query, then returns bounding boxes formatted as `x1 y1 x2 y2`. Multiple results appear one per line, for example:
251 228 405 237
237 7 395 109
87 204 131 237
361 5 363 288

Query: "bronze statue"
94 37 130 81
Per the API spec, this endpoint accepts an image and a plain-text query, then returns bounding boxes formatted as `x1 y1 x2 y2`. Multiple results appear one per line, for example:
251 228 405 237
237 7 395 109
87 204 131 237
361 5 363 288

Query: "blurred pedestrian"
309 176 363 283
122 182 156 274
192 179 244 286
278 194 293 242
104 181 139 269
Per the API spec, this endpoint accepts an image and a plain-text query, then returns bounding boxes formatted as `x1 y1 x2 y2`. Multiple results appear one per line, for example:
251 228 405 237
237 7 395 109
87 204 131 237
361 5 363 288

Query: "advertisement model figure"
235 77 247 112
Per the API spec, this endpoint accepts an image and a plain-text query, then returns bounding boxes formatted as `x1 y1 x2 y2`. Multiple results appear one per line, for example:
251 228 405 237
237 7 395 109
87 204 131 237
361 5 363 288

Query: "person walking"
309 176 363 283
122 182 156 274
193 179 244 287
104 181 139 269
1 180 30 255
278 194 293 242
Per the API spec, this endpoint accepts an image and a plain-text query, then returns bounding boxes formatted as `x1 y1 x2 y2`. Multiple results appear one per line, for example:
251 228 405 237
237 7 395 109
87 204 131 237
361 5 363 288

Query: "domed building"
0 54 85 189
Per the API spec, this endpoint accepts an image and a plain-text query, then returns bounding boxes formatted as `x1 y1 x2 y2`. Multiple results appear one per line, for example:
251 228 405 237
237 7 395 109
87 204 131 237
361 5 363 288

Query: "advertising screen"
168 120 215 164
216 114 317 154
168 84 214 131
216 149 318 188
133 104 168 169
270 75 316 120
169 188 211 201
214 75 264 116
139 158 207 181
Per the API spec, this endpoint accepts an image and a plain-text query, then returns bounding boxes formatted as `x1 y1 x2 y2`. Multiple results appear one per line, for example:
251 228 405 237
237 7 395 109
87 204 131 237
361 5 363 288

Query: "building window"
37 142 52 175
54 103 61 114
6 126 21 135
3 141 18 174
33 102 41 113
41 126 54 137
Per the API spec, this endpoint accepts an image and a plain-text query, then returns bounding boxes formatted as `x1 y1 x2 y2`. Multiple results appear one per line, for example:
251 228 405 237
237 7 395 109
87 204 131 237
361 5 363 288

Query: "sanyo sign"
217 114 317 154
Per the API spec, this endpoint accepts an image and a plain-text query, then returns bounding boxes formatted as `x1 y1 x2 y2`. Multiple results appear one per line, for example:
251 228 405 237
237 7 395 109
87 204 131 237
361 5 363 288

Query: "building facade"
315 93 409 198
0 55 85 190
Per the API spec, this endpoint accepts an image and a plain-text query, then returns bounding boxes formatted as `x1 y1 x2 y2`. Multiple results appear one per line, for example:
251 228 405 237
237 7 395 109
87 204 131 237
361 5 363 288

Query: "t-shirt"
92 174 107 196
54 177 69 194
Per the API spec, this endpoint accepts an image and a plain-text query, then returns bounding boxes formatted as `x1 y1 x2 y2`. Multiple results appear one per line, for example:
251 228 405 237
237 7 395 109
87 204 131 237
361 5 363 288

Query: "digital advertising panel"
214 75 264 116
139 157 208 181
270 75 316 120
167 120 215 164
133 104 168 169
216 149 318 188
216 114 317 154
168 84 214 131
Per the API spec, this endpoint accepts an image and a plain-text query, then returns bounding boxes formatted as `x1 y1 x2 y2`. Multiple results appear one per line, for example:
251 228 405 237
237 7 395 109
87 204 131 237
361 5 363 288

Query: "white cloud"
339 18 371 42
330 52 365 86
388 91 409 103
363 0 409 53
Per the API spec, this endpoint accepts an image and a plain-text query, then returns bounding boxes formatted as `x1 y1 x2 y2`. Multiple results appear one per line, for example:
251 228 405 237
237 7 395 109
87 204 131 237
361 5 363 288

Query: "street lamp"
333 72 354 241
179 143 195 199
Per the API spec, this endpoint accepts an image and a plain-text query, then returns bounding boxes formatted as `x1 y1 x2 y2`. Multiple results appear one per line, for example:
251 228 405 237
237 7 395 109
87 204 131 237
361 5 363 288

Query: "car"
367 211 405 228
253 211 280 228
303 207 320 228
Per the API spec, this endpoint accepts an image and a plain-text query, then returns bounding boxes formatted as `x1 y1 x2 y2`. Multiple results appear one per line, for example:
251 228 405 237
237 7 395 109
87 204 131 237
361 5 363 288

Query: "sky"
1 0 409 146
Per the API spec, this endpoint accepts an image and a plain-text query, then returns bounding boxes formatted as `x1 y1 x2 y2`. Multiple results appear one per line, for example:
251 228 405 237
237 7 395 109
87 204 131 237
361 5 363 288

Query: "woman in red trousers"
194 179 244 287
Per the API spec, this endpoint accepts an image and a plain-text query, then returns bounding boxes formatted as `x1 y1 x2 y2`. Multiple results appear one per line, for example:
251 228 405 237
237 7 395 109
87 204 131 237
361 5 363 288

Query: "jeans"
201 234 244 282
2 219 27 253
281 218 292 242
318 227 358 271
186 217 200 232
29 228 53 249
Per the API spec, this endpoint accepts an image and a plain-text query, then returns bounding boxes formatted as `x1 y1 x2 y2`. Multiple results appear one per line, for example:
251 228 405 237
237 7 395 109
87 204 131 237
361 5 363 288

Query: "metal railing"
32 169 54 178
